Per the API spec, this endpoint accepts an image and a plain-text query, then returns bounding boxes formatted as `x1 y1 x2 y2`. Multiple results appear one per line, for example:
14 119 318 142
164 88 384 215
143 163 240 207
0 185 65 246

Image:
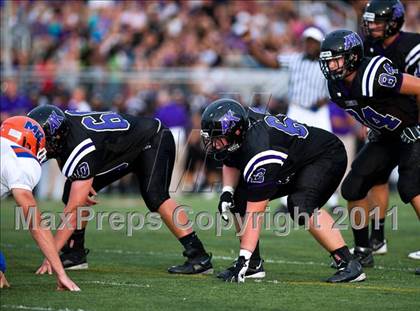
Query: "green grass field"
1 194 419 311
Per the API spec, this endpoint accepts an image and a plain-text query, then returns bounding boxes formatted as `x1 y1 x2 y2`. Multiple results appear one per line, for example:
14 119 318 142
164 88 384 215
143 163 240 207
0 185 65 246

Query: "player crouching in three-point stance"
319 30 420 268
28 105 212 275
0 116 80 291
201 98 365 283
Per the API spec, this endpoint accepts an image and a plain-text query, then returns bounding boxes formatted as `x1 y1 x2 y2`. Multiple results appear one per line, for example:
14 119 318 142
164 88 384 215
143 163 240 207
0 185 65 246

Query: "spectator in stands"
0 79 34 123
68 86 91 112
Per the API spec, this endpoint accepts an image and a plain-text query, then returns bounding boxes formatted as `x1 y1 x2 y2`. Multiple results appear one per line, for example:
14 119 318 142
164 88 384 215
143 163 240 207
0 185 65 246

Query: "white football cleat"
408 250 420 260
371 239 388 255
349 239 388 256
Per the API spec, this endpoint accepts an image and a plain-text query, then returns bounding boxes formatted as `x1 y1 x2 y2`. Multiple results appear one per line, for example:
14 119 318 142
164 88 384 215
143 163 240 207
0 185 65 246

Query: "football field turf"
1 194 419 311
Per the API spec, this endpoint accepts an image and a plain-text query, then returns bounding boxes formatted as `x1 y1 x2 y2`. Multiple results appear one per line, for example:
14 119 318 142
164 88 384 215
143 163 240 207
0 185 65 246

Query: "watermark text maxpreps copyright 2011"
14 205 398 237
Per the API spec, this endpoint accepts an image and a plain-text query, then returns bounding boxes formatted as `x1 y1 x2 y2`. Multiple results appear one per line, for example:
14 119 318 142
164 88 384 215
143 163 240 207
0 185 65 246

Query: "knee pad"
287 196 316 226
341 172 369 201
145 192 170 212
398 143 420 204
231 185 248 217
397 175 419 204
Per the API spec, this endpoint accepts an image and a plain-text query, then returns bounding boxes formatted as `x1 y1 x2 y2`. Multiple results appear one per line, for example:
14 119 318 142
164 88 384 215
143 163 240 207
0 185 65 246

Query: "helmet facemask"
201 129 243 161
37 147 48 163
320 51 359 81
42 110 69 159
44 128 66 159
21 135 46 163
363 14 391 40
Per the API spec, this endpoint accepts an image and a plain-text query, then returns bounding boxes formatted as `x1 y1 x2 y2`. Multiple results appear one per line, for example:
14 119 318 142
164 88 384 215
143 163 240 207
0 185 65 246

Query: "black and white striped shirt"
277 53 328 109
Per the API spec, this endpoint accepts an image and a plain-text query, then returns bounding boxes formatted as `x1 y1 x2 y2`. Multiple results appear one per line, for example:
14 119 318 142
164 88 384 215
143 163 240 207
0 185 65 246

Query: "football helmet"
0 116 47 162
27 105 69 159
319 30 364 80
201 98 248 160
363 0 405 40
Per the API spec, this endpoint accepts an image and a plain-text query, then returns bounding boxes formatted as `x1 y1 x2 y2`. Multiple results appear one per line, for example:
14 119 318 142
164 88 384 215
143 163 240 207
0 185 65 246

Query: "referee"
243 27 331 132
243 26 339 208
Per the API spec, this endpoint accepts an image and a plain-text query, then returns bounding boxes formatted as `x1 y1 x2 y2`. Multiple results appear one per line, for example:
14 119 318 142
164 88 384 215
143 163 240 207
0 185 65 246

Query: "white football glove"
218 189 234 223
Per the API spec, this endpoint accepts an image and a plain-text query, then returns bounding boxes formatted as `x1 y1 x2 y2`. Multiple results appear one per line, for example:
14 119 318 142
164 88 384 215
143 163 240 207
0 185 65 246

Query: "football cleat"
408 250 420 260
168 250 213 275
353 246 374 268
349 240 389 256
326 259 366 283
370 239 388 255
331 246 375 269
60 248 89 270
217 259 266 280
415 268 420 275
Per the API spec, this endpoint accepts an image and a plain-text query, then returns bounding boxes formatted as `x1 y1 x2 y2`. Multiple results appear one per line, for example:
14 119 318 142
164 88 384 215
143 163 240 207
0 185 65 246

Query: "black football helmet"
363 0 405 40
319 30 364 81
27 104 69 159
201 98 248 160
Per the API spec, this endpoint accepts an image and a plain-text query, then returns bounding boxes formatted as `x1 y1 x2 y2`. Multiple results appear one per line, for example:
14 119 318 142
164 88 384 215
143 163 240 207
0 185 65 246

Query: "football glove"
400 124 420 144
218 190 234 223
225 255 249 283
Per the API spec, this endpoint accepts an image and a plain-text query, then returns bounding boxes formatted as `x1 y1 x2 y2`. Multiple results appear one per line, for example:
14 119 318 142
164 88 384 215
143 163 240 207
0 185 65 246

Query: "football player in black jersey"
363 0 419 76
201 98 366 283
28 105 213 275
319 30 420 268
360 0 420 256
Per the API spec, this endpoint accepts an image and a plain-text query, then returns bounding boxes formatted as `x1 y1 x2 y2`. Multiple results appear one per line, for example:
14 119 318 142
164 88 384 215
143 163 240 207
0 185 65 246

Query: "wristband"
222 186 235 194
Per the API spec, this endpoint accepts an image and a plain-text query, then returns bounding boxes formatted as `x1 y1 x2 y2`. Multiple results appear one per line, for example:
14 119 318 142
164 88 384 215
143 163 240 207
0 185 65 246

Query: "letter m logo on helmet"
24 121 44 144
344 33 361 50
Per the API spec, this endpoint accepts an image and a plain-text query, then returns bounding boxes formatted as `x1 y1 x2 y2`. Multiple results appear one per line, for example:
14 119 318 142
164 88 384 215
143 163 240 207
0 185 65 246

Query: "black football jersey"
224 113 339 202
57 111 161 181
246 106 271 124
364 32 420 76
328 56 418 138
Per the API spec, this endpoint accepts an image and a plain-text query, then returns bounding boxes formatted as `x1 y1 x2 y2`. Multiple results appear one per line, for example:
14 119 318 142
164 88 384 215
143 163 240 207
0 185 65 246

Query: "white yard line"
1 305 86 311
0 243 415 272
81 280 150 288
99 248 415 272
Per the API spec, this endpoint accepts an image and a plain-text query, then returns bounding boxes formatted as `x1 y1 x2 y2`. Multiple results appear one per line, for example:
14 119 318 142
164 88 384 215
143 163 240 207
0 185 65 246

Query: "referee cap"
302 27 324 42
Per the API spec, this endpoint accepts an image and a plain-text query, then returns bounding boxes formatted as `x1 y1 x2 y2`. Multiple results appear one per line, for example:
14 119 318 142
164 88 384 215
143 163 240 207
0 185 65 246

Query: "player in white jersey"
0 116 80 291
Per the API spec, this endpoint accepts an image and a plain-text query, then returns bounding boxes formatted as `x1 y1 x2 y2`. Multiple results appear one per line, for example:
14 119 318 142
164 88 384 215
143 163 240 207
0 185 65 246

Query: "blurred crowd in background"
1 0 419 199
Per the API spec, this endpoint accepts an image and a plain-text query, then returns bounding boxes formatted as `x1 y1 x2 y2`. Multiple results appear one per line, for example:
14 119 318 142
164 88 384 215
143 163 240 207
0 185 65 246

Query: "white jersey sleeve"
0 137 41 198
